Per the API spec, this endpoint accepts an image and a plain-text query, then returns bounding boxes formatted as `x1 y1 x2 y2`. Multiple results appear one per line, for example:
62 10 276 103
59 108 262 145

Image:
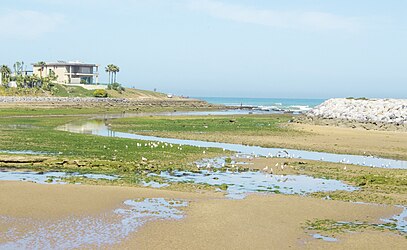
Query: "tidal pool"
381 205 407 233
0 198 187 249
151 170 357 200
312 234 338 242
0 171 118 184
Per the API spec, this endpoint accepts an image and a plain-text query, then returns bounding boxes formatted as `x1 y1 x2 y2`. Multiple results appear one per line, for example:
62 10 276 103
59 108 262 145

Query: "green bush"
107 82 125 92
93 89 108 98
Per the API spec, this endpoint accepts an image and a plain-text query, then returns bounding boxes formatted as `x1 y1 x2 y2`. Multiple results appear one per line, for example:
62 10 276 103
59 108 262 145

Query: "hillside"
0 84 179 100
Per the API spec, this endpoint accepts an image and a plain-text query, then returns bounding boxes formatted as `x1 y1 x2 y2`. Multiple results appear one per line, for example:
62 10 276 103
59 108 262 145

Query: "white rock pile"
307 98 407 124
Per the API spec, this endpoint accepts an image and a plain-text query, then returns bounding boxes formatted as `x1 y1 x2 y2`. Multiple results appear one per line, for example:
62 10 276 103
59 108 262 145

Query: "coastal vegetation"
93 89 108 98
1 61 57 90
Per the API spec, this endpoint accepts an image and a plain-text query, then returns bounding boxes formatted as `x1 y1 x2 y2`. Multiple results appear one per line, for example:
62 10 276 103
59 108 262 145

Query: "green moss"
218 183 228 191
304 219 403 236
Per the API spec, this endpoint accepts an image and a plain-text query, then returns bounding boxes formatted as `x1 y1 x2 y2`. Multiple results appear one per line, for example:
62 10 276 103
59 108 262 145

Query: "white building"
32 61 99 84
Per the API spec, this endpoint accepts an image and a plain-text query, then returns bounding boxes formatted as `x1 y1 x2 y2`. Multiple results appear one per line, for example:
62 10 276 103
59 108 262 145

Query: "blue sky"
1 0 406 98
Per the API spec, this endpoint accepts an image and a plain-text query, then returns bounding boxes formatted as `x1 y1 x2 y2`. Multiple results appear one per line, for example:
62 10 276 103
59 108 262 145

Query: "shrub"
108 82 125 92
93 89 108 98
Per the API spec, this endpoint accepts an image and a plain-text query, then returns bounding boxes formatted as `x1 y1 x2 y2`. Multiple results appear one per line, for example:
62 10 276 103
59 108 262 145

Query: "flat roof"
32 61 98 67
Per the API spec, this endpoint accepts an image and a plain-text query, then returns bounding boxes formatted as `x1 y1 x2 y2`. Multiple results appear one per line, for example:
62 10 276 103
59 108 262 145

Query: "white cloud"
188 0 361 32
0 10 64 39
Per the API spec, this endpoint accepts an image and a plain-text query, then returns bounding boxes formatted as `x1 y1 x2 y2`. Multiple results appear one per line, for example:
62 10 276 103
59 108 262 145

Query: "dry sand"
0 181 405 249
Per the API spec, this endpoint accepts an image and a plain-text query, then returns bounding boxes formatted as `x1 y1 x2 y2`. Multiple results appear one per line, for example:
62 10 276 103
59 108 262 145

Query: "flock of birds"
103 141 392 170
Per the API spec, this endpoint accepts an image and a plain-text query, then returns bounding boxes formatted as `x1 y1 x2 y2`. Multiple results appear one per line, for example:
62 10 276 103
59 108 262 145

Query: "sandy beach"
0 181 405 249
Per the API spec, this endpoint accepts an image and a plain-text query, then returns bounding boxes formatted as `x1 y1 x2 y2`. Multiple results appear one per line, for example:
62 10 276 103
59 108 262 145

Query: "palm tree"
36 61 46 79
105 65 111 84
105 64 120 84
112 65 119 83
0 65 11 85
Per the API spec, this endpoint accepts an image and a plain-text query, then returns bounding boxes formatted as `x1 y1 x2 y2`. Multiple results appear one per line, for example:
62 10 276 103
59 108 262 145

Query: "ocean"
196 97 325 113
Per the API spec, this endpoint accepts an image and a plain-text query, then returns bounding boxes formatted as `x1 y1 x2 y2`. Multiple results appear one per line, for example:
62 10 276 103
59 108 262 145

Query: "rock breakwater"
307 98 407 125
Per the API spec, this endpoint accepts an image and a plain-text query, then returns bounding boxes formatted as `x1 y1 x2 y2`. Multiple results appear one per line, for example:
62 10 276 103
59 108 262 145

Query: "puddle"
0 150 54 155
58 120 407 169
381 205 407 233
0 198 187 249
312 234 338 242
151 170 357 200
142 180 170 188
0 171 118 184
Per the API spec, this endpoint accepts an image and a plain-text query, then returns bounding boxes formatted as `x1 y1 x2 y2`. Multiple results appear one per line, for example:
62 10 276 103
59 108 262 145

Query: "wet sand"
0 181 405 249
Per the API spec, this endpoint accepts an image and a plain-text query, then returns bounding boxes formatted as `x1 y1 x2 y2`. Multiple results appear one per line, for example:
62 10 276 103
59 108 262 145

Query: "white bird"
263 166 269 172
343 166 347 170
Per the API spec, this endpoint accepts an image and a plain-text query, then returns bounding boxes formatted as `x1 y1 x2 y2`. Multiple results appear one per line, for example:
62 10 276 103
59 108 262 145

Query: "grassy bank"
109 114 407 160
1 84 166 99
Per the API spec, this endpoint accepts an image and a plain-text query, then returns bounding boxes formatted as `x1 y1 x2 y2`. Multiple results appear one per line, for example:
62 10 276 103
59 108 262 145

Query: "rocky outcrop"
307 98 407 124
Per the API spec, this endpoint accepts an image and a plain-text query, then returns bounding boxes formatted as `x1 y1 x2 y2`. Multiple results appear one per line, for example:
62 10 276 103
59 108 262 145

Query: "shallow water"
152 170 357 200
0 150 53 155
312 234 338 242
0 198 187 249
381 205 407 233
58 119 407 169
0 171 118 184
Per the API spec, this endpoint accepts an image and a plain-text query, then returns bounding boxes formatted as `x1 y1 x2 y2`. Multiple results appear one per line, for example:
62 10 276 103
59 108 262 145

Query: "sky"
0 0 406 98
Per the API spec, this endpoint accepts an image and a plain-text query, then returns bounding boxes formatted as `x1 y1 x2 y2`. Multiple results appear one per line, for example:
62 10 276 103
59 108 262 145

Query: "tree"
105 65 111 84
35 61 46 79
0 65 11 85
105 64 120 84
112 65 120 83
